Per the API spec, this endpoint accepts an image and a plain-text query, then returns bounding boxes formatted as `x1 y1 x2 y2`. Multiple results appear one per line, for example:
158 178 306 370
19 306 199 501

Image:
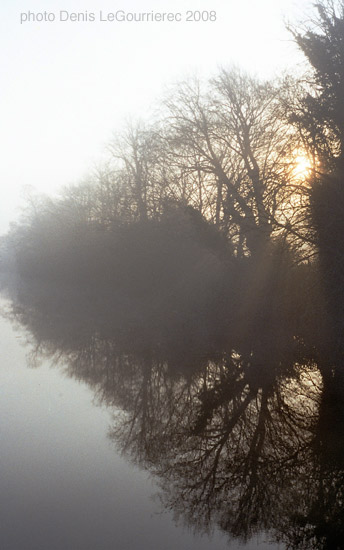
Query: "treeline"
5 2 344 372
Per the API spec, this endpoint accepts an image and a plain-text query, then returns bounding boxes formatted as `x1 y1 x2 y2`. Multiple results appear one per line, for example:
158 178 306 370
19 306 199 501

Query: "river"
0 295 283 550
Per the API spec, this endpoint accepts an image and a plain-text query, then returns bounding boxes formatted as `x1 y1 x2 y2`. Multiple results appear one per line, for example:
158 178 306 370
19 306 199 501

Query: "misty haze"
1 1 344 549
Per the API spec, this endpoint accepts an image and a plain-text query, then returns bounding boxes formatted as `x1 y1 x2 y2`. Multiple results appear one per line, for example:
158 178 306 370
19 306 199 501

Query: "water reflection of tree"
8 286 344 550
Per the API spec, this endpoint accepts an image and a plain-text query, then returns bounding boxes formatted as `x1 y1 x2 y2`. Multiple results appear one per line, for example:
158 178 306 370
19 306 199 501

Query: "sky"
0 0 314 234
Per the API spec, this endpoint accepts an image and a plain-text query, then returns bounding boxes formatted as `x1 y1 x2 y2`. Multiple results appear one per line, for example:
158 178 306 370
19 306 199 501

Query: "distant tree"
108 121 174 221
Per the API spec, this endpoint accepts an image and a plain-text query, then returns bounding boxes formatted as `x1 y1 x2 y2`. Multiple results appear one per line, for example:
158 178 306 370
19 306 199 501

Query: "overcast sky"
0 0 313 234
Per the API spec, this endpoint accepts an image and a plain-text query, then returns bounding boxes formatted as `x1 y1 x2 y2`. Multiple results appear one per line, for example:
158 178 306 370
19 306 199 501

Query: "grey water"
0 296 282 550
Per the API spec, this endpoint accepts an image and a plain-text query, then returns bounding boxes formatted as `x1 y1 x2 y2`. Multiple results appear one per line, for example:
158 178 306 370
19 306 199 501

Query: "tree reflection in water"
7 283 344 550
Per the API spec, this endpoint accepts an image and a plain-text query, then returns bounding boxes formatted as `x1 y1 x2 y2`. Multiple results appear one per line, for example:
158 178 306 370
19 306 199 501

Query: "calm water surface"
0 297 282 550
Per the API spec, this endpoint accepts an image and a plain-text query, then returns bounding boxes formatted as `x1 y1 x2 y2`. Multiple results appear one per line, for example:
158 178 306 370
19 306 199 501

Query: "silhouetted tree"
290 1 344 374
163 70 308 257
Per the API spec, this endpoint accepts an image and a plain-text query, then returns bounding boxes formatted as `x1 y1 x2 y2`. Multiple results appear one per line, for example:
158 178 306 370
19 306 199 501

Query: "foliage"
289 1 344 359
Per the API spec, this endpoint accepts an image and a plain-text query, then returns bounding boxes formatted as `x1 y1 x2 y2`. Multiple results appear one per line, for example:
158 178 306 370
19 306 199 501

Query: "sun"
293 154 313 180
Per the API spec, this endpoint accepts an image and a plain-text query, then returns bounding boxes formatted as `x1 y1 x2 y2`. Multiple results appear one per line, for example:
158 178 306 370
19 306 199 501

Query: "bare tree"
163 70 310 257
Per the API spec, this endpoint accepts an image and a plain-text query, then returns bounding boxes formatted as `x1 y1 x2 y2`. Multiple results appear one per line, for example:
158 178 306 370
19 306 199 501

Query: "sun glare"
293 154 313 180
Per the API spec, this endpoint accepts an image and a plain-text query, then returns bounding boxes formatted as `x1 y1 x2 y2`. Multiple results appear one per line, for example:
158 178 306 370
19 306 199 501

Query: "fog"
1 1 344 548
